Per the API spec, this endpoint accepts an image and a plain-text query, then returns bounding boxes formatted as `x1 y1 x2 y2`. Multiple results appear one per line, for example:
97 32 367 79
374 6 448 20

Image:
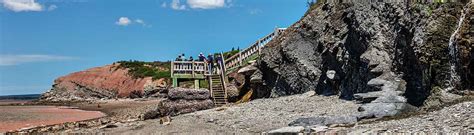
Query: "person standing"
207 54 214 74
181 53 187 61
198 52 206 61
175 54 183 61
189 56 194 61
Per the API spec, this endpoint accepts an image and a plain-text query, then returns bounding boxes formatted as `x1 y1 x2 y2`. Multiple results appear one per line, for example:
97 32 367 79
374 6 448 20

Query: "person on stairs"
207 54 214 74
216 54 224 73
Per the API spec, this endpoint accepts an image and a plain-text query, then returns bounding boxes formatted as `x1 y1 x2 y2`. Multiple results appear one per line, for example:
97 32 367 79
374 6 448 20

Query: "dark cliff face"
258 2 473 106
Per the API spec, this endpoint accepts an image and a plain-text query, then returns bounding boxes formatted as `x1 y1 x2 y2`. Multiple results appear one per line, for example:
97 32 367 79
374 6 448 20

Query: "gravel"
91 91 361 134
349 101 474 134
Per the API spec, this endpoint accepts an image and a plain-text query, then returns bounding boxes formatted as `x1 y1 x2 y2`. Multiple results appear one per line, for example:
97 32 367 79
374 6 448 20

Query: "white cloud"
171 0 186 10
135 19 151 27
47 4 56 11
116 17 131 26
1 0 43 12
135 19 144 24
0 54 76 66
161 2 167 8
187 0 226 9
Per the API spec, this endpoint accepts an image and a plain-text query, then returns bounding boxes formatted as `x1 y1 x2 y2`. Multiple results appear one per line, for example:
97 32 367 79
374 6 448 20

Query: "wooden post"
258 44 262 55
170 61 174 77
239 51 242 66
221 52 227 74
209 76 213 96
172 77 178 87
194 79 199 89
192 61 195 78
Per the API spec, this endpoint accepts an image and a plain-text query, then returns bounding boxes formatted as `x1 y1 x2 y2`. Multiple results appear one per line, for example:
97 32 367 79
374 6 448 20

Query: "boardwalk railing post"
239 50 242 66
192 61 195 78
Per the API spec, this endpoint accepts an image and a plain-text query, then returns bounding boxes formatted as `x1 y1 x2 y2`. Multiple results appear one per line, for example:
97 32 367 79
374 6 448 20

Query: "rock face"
258 3 473 107
40 64 168 101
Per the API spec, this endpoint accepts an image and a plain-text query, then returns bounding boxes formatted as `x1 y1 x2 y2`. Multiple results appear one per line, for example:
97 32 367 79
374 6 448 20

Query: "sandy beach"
0 105 105 133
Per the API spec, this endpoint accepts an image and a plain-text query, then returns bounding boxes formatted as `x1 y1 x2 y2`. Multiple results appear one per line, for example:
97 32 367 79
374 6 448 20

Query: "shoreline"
0 105 106 133
2 98 165 133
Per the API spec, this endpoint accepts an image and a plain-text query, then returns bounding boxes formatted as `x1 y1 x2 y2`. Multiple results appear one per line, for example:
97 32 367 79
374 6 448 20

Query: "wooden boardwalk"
170 28 286 106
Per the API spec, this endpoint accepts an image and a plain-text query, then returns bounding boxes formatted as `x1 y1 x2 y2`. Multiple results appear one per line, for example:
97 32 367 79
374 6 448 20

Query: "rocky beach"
1 1 473 134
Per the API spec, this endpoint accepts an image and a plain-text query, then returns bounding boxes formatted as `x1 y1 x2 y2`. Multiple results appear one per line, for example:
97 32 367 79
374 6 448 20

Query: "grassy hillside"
116 60 171 80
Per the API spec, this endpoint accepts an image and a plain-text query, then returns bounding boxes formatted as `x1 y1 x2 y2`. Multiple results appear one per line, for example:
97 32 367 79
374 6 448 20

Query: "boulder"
167 88 210 100
250 69 263 83
237 65 258 76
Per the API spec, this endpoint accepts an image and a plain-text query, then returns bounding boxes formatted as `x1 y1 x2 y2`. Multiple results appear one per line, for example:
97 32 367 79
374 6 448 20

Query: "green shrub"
116 60 171 80
199 80 209 89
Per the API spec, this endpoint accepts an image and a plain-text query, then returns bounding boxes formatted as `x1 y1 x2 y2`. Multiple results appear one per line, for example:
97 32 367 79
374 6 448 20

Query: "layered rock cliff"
40 62 169 101
257 2 473 107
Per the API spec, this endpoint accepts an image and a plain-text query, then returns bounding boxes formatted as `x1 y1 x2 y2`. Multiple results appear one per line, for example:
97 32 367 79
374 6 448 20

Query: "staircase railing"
219 53 227 99
224 28 286 71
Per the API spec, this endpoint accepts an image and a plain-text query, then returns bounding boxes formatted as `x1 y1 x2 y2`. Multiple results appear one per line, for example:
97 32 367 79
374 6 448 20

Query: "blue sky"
0 0 308 95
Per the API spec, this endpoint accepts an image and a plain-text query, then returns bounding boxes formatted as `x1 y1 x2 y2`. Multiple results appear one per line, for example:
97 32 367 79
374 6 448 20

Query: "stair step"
212 91 223 93
212 91 225 93
213 91 225 93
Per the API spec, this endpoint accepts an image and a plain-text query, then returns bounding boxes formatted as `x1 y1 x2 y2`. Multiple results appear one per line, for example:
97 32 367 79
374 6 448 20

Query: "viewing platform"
170 61 208 88
170 27 287 88
170 27 287 106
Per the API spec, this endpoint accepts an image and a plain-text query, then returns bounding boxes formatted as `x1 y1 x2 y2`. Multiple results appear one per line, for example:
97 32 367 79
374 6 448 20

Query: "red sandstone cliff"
41 63 168 101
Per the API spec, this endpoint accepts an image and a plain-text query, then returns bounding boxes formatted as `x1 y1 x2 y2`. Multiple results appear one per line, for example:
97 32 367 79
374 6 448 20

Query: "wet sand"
0 100 33 106
0 106 105 133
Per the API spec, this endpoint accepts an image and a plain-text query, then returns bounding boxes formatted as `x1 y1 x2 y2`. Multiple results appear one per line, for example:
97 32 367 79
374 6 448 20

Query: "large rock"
158 99 214 116
257 3 472 107
168 88 210 100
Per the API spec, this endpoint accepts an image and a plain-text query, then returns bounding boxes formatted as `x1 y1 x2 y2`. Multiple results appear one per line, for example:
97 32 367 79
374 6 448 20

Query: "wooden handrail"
224 28 286 70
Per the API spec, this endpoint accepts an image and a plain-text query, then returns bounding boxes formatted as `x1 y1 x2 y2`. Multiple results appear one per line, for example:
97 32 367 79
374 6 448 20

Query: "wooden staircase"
209 74 227 106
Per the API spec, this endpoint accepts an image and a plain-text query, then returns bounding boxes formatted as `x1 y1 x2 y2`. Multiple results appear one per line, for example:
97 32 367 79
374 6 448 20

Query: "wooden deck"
170 61 208 88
